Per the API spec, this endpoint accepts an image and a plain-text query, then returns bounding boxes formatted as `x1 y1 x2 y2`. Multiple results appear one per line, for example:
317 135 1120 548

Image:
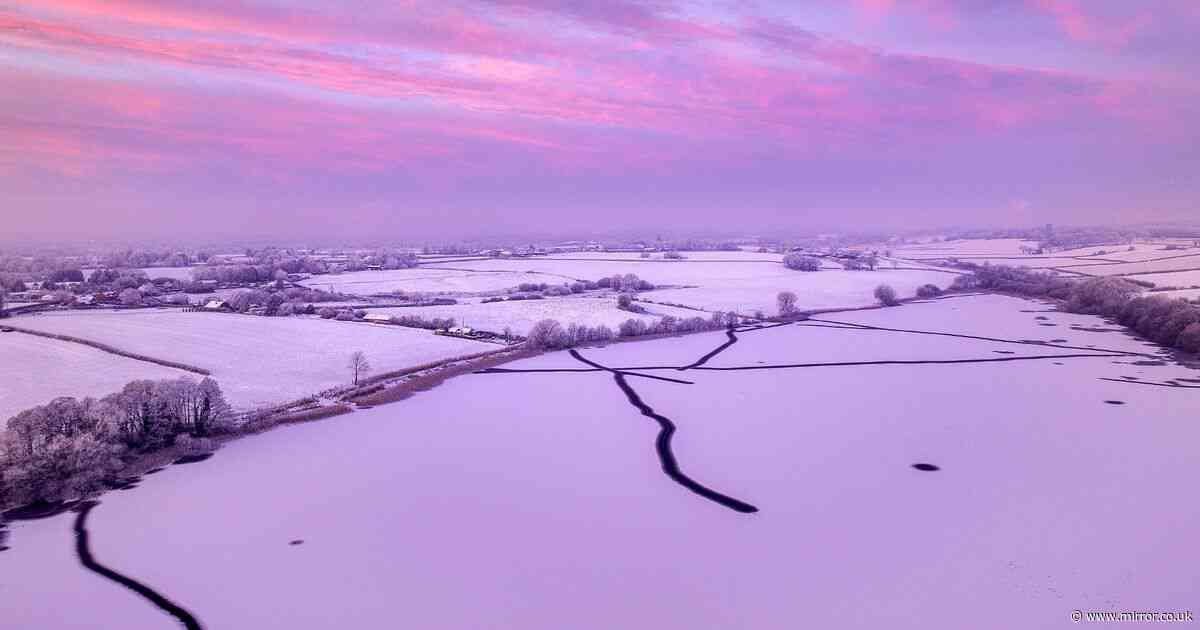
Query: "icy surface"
4 295 1198 629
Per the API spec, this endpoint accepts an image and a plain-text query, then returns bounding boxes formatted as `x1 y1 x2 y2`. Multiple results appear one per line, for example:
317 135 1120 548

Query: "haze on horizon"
1 0 1197 242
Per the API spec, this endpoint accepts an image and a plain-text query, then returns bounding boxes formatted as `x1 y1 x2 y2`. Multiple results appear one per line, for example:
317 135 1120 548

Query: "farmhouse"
363 313 393 324
203 300 231 311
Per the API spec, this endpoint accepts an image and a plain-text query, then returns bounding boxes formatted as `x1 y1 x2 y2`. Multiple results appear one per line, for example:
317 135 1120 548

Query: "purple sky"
1 1 1197 241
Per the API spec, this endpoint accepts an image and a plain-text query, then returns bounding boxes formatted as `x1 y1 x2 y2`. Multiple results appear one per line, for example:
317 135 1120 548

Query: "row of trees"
1 377 232 506
501 275 657 301
525 311 741 350
953 265 1200 353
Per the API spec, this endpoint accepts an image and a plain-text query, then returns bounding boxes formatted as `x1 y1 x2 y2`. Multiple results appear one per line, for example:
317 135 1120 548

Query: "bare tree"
349 351 371 386
776 291 798 316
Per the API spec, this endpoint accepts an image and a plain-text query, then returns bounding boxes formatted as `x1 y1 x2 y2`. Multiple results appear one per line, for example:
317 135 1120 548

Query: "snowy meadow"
4 294 1198 629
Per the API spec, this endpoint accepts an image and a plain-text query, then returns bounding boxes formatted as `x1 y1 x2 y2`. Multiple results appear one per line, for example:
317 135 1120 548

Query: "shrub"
915 284 942 298
617 293 646 313
874 284 899 306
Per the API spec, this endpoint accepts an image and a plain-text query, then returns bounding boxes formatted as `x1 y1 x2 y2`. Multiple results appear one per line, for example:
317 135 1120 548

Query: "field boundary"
4 326 211 376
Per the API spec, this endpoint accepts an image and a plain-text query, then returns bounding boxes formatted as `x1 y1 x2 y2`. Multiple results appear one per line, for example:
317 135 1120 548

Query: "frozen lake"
4 295 1198 629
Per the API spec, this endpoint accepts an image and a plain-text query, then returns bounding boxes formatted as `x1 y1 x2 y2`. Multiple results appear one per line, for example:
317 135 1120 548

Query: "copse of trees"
1 377 231 506
596 274 655 292
783 253 821 272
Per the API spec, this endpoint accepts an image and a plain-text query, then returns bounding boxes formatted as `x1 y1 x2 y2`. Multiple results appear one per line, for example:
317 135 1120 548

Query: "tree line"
952 264 1200 353
525 311 742 350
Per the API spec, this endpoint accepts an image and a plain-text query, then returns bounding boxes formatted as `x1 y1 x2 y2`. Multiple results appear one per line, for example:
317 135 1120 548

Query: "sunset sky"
1 1 1197 241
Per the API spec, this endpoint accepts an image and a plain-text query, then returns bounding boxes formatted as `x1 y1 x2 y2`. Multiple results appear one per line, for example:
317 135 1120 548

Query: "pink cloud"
1031 0 1153 47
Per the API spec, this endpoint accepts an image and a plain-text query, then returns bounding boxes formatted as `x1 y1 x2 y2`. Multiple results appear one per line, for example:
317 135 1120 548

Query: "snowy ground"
364 294 682 335
1125 269 1200 289
646 267 956 314
8 309 487 410
426 255 955 314
4 294 1197 629
0 332 191 423
301 253 952 315
301 268 576 295
138 267 195 281
889 239 1200 284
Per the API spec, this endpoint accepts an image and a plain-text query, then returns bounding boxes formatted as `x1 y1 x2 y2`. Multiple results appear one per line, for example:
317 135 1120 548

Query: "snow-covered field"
303 254 954 314
1061 253 1200 277
648 267 957 314
1149 288 1200 301
550 251 786 262
365 295 677 335
428 256 956 314
8 309 487 410
0 332 191 422
5 294 1197 629
1125 269 1200 289
138 267 195 281
301 268 575 295
887 238 1042 257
